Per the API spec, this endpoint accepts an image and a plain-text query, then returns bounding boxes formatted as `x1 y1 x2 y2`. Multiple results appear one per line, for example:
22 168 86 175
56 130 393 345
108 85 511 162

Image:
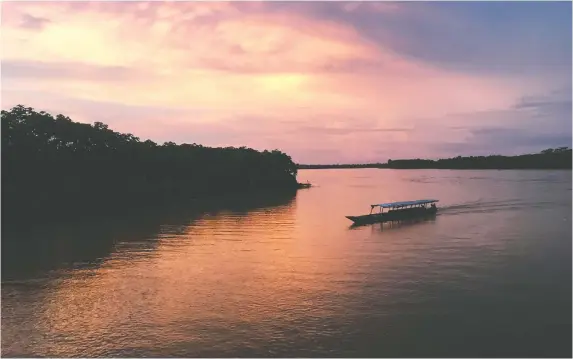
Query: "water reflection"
348 215 437 231
2 191 299 357
2 216 162 281
2 170 571 357
371 216 437 232
1 191 297 281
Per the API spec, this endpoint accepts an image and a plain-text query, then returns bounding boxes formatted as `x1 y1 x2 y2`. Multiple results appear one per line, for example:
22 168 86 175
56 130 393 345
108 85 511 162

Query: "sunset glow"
2 1 571 163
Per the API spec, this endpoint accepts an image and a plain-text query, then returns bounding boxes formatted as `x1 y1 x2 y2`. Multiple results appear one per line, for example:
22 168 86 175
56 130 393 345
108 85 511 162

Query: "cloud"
1 1 570 163
19 13 51 30
514 87 572 124
409 4 569 77
435 130 571 157
418 88 572 157
511 87 572 132
2 60 139 82
289 126 412 136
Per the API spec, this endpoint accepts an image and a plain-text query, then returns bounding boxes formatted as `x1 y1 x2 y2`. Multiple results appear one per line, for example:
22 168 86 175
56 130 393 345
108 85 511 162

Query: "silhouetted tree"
2 105 301 220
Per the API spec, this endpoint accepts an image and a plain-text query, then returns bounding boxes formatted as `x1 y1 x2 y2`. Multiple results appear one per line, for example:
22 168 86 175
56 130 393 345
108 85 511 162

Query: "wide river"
2 169 571 357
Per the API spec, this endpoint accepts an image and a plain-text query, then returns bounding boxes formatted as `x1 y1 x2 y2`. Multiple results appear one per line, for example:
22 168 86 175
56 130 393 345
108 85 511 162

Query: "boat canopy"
371 199 439 209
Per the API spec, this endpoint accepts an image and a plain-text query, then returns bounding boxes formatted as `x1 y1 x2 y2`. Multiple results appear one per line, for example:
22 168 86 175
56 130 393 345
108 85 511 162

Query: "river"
2 169 571 357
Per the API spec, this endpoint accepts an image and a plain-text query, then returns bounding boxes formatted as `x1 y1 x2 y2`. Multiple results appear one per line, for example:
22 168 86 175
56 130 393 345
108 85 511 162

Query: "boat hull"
346 207 437 225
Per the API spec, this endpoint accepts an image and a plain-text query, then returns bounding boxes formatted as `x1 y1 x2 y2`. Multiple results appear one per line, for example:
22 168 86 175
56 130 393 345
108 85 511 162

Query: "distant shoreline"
298 148 572 170
298 166 572 170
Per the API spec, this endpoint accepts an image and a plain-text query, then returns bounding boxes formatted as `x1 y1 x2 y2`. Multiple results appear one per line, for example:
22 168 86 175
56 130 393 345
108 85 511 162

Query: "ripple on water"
2 169 571 357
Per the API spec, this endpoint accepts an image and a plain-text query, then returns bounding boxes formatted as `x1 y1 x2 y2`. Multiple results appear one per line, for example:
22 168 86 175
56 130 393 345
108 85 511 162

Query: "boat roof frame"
371 199 439 209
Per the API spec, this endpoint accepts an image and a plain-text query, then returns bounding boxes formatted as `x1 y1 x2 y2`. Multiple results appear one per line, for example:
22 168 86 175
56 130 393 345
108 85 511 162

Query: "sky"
1 1 571 164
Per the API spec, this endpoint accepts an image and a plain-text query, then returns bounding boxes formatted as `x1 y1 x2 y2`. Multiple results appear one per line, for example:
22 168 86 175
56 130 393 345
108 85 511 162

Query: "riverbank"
298 148 572 170
1 105 305 225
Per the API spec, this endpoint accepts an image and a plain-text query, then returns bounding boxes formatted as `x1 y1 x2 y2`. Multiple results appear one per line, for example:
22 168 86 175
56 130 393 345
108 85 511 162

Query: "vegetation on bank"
2 105 301 219
297 163 384 169
299 148 572 170
385 148 572 169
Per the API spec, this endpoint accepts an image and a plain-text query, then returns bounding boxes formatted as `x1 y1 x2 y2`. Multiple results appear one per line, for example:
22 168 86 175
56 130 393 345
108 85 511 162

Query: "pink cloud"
1 1 566 163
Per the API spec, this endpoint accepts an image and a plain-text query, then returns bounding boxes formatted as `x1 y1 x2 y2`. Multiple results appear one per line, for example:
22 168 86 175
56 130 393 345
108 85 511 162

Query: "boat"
298 181 312 189
345 199 439 225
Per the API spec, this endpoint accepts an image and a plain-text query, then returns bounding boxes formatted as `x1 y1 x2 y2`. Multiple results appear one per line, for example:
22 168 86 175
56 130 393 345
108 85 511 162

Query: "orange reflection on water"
4 169 570 357
32 196 362 356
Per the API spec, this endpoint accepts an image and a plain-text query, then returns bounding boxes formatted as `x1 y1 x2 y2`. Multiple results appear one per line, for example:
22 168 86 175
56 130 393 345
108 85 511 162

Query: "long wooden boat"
346 199 439 225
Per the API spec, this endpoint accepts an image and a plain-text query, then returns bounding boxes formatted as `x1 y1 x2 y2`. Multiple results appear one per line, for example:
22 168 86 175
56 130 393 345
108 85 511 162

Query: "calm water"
2 169 571 357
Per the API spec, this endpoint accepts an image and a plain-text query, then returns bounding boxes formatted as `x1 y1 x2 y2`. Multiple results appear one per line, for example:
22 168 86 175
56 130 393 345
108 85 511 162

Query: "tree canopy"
2 105 299 220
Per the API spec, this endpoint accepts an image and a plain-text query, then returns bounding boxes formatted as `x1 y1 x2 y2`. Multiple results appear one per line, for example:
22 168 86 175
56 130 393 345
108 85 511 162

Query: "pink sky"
1 1 571 163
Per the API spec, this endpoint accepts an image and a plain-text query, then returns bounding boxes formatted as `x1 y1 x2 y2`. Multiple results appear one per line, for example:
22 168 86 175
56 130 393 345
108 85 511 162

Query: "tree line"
2 105 300 221
385 148 572 169
298 148 572 170
297 163 384 169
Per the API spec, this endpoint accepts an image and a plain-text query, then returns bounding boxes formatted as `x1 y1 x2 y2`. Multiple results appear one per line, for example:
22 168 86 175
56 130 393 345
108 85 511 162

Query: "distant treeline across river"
2 105 301 222
298 147 572 170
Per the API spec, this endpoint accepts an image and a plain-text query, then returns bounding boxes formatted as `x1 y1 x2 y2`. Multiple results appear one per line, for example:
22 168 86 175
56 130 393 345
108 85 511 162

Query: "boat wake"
438 198 557 216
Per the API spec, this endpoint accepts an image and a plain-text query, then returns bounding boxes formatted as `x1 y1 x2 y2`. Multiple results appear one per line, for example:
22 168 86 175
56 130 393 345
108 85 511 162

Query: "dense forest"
299 148 572 170
2 105 301 221
297 163 384 169
385 148 572 169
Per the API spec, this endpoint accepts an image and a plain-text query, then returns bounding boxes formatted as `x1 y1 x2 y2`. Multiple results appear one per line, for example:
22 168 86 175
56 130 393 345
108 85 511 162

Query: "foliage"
297 163 384 169
299 149 572 170
2 105 299 219
384 149 572 169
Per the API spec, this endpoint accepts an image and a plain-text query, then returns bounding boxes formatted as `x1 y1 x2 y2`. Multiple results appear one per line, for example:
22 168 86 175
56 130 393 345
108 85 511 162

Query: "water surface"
2 169 571 357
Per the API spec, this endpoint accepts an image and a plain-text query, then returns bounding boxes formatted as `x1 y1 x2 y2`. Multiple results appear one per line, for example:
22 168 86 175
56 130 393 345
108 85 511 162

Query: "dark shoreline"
299 166 572 170
298 148 572 170
2 105 306 227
